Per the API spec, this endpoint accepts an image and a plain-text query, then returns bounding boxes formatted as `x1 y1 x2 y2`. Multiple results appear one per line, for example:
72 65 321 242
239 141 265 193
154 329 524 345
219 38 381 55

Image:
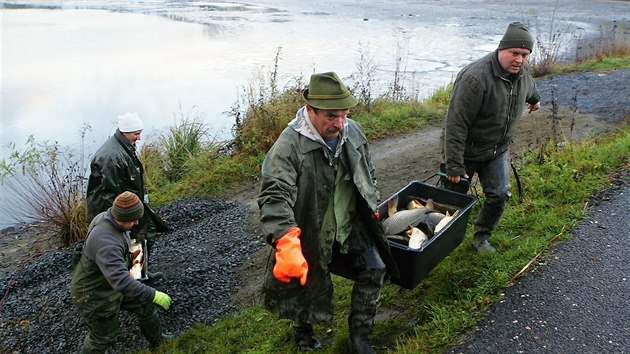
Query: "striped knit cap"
111 191 144 222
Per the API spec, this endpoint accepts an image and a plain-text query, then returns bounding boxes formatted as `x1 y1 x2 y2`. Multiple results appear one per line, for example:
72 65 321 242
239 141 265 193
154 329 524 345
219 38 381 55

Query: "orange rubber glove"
273 226 308 286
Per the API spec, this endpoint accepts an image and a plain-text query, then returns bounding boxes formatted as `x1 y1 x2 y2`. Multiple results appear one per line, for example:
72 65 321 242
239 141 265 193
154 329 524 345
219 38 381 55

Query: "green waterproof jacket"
257 107 398 325
444 50 541 176
71 210 155 312
86 129 146 222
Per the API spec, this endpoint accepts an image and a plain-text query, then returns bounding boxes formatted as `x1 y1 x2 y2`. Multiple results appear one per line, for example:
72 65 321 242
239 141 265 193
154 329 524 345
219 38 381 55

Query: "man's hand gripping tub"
273 226 308 286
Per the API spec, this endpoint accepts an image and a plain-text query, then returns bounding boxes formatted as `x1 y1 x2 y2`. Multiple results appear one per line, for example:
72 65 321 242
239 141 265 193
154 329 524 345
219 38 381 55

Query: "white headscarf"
117 112 144 132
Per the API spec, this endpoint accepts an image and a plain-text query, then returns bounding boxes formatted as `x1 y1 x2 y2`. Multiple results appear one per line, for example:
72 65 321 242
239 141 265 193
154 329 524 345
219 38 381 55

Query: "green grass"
143 124 630 353
552 55 630 74
2 27 628 352
136 53 630 353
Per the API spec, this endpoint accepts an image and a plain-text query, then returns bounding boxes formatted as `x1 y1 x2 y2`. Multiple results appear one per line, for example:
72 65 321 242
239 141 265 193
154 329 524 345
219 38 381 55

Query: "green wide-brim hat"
302 72 358 110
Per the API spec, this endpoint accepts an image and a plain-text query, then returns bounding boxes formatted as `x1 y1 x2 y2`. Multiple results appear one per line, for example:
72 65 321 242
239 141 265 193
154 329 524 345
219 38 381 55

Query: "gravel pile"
0 198 264 354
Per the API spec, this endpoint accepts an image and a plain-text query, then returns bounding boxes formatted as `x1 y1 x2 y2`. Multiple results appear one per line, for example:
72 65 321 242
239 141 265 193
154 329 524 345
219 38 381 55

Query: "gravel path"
448 169 630 354
0 69 629 354
0 199 264 354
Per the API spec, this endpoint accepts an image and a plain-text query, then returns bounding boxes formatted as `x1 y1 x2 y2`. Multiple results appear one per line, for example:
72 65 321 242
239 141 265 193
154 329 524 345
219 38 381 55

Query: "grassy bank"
143 25 630 205
146 124 630 354
138 27 630 354
0 20 628 354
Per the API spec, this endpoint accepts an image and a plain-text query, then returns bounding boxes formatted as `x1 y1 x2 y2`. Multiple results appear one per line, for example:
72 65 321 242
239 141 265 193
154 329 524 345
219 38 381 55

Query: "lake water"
1 0 628 227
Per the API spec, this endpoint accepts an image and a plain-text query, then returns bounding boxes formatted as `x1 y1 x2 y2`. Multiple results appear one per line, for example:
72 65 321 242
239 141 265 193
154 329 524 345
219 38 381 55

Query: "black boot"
348 249 386 354
147 271 164 280
140 309 174 349
293 323 322 351
144 237 165 281
472 187 508 254
148 333 175 349
349 338 374 354
347 280 380 354
348 312 376 354
473 235 496 253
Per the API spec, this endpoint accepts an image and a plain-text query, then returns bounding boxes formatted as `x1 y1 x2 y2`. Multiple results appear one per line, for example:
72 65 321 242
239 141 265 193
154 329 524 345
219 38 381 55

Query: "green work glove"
153 290 172 310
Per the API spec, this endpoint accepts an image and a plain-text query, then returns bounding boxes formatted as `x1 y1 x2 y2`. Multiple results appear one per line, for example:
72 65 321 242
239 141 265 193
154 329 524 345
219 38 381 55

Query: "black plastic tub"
377 181 476 289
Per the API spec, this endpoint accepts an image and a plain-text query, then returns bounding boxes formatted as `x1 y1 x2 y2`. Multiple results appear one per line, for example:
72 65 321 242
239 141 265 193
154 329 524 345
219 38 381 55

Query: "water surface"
1 0 628 227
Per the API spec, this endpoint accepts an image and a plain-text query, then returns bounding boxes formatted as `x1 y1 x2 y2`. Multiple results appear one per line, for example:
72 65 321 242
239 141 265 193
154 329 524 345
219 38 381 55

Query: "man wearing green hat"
71 191 173 353
442 22 542 253
258 72 399 353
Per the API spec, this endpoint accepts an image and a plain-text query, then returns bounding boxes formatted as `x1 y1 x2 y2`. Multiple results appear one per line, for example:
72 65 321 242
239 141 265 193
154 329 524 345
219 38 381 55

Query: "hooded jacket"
444 50 541 176
257 106 398 324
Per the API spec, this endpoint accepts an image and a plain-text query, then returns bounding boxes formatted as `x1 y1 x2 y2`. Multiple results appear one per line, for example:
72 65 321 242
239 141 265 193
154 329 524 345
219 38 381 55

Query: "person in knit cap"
86 112 164 279
258 72 398 353
71 191 173 353
441 22 541 253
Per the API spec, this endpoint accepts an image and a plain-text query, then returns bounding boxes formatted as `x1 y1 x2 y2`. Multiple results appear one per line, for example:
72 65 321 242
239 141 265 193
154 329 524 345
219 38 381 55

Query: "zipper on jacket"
500 77 514 142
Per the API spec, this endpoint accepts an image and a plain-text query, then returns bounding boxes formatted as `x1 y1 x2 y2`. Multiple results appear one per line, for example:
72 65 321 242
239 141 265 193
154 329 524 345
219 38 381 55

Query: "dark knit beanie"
111 191 144 222
498 22 534 52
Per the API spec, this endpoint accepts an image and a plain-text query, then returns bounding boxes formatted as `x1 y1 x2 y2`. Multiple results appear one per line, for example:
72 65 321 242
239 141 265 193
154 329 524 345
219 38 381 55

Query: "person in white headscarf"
86 113 163 280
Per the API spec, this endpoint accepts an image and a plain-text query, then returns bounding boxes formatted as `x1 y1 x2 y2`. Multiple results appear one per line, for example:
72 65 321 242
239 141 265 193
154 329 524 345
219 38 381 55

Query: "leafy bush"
0 136 88 245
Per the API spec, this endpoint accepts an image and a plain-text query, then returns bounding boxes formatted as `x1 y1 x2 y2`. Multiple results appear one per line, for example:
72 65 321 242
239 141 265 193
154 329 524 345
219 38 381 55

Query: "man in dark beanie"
71 191 173 353
441 22 541 253
258 72 398 353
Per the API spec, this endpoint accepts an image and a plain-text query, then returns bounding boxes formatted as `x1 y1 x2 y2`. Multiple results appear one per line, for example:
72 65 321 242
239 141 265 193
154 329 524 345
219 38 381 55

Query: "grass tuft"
0 136 88 245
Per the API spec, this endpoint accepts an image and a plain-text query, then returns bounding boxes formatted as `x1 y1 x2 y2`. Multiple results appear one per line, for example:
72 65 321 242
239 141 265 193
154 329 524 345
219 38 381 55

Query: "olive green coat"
71 211 155 309
444 50 541 177
70 211 161 352
257 107 398 325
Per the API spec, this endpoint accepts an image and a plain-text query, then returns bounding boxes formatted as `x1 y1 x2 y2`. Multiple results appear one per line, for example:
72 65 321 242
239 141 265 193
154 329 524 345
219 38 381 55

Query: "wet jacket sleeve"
258 130 300 245
86 227 155 302
444 73 483 177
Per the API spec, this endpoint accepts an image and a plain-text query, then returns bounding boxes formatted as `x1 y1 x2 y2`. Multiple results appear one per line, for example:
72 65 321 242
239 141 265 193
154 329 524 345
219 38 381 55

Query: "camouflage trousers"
78 296 162 354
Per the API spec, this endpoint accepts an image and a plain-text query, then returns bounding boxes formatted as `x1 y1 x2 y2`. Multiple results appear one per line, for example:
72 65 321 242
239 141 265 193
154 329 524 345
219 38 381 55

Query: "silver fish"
382 196 448 235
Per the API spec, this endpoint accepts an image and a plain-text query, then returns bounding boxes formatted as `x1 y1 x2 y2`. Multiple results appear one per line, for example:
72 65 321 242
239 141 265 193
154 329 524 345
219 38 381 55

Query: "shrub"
159 108 213 181
229 47 305 157
0 136 88 245
575 20 630 62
